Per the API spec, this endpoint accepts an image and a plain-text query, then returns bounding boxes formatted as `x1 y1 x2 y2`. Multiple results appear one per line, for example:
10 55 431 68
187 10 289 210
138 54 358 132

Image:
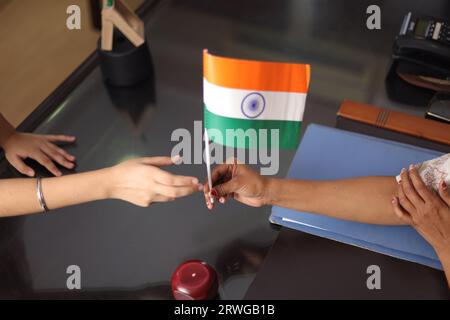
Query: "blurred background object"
0 0 144 127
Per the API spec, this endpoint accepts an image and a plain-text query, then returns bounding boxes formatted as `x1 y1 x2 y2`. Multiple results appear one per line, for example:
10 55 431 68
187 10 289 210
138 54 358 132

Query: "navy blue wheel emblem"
241 92 266 119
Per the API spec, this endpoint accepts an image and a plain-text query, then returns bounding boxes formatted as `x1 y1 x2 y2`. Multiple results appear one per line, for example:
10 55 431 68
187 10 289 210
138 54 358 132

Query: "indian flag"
203 50 311 150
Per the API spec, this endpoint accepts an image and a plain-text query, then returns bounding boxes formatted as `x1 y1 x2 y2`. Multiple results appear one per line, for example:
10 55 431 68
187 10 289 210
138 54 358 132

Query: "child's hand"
1 132 76 177
107 156 203 207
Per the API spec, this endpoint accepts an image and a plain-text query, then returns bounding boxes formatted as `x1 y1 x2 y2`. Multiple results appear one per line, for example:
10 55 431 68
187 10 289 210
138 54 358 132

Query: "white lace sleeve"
396 153 450 191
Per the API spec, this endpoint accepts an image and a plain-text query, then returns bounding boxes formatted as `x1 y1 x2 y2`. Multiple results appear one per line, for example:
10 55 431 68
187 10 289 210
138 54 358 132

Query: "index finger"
203 186 214 210
45 135 76 143
141 156 179 167
408 165 434 203
400 168 424 205
211 163 233 186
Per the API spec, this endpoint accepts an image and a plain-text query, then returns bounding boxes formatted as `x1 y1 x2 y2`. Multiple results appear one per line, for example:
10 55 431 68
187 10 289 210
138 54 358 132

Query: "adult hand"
203 159 269 210
1 132 76 177
392 165 450 256
108 156 203 207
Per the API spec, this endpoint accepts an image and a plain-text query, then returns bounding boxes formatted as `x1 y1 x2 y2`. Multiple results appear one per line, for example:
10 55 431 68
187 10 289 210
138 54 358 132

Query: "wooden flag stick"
115 0 144 35
101 0 145 51
101 15 114 51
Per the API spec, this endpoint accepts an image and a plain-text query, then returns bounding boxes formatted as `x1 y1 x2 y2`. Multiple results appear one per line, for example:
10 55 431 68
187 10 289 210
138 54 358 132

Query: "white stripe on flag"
203 79 307 121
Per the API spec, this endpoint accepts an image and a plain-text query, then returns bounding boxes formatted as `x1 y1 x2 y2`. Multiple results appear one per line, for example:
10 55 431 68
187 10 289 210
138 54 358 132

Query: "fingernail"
192 178 199 185
442 181 448 190
391 197 397 204
219 197 225 204
409 164 415 171
172 155 182 165
28 170 35 177
211 189 218 197
197 184 204 191
401 168 406 174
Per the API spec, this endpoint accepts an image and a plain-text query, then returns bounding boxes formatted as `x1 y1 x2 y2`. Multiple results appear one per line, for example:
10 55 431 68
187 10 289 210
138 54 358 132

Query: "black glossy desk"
1 0 450 299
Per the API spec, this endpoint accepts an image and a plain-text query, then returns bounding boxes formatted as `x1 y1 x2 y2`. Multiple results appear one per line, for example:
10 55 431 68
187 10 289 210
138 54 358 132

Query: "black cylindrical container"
98 33 153 87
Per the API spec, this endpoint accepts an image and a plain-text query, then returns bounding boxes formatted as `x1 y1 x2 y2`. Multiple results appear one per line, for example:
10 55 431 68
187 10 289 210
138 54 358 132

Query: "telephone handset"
386 13 450 105
394 12 450 89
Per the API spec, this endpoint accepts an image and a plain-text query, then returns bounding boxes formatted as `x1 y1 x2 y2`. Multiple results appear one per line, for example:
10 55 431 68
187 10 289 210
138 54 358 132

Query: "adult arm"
266 176 402 225
204 161 404 225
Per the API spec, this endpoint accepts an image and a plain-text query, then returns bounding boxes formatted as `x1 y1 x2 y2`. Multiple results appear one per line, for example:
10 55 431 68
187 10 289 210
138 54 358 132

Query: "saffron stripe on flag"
203 50 311 93
204 107 302 150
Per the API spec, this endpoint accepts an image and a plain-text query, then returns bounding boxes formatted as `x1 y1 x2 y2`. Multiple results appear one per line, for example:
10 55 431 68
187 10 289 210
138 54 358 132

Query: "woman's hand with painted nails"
1 132 76 177
203 159 269 210
108 156 203 207
392 165 450 256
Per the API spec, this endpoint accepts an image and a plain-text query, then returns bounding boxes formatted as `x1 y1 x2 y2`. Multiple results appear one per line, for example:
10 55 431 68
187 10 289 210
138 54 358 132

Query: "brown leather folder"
337 100 450 146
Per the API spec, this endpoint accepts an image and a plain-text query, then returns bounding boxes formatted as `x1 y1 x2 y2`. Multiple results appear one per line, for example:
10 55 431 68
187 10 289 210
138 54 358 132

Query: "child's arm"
0 157 202 218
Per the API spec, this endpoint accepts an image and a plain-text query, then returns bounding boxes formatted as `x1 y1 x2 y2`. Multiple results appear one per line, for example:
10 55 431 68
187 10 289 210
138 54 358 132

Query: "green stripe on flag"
204 107 301 150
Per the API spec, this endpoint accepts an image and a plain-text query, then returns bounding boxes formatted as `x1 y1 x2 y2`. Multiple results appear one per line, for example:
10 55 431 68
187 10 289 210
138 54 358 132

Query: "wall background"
0 0 143 127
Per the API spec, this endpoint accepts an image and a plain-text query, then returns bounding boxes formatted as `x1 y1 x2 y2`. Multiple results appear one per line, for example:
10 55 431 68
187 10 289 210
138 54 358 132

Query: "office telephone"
386 13 450 105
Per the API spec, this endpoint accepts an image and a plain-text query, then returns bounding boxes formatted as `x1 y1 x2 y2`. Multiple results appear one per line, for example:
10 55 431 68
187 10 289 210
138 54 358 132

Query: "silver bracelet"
36 177 49 213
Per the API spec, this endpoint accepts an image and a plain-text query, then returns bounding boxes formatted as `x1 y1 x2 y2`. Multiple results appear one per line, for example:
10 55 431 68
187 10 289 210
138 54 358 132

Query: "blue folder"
269 124 445 270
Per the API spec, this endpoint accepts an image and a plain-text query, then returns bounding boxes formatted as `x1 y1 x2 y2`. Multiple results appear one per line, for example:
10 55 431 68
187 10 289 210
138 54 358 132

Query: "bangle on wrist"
36 177 50 213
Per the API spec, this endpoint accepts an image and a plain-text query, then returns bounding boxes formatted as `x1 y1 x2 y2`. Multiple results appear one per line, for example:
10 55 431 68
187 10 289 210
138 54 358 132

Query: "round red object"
171 260 218 300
